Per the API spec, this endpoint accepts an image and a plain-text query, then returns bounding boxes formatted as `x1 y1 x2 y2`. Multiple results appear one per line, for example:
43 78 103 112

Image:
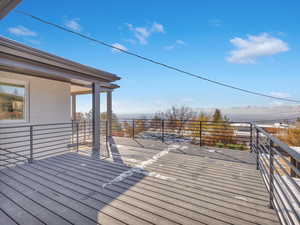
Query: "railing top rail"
0 124 32 129
253 123 300 161
0 122 74 129
113 119 251 124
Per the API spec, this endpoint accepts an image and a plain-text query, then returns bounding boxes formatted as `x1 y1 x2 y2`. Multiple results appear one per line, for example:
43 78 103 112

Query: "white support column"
92 82 101 158
107 90 112 137
71 94 77 121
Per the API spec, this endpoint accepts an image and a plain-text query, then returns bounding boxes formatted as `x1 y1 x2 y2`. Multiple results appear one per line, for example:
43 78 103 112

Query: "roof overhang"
0 0 21 19
0 37 121 86
71 83 119 95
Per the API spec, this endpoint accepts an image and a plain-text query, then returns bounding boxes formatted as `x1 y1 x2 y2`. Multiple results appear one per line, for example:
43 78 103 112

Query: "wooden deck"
0 138 280 225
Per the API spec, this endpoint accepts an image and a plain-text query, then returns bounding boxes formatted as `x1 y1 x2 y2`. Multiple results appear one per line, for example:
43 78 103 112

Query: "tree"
84 110 93 121
135 119 147 135
82 110 122 135
151 106 197 136
210 109 234 145
150 112 164 129
75 112 85 121
100 112 118 121
100 112 122 134
212 109 224 122
191 112 211 143
164 106 196 122
164 106 197 135
123 121 133 138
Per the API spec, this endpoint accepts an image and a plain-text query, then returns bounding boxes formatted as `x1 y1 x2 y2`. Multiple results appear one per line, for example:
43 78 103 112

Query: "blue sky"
1 0 300 114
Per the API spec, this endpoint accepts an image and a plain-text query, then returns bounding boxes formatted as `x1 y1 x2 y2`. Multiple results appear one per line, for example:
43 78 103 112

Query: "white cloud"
8 26 37 36
227 33 289 64
64 18 81 31
209 19 222 27
152 22 164 33
176 40 186 45
164 39 186 51
124 38 137 44
111 43 127 53
270 92 291 98
164 45 175 51
127 22 164 45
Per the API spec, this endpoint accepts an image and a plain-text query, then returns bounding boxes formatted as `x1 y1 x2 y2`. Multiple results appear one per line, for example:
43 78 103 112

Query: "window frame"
0 78 29 124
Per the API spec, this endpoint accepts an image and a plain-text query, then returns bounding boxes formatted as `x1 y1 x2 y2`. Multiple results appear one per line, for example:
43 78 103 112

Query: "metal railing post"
250 123 253 152
29 125 33 163
71 120 74 144
132 119 135 139
290 157 300 178
84 120 86 143
256 129 259 170
161 119 165 143
76 122 79 152
269 139 274 209
199 121 202 147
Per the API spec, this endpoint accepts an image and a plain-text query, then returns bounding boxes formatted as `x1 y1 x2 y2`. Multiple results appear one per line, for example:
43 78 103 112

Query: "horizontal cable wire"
15 10 300 103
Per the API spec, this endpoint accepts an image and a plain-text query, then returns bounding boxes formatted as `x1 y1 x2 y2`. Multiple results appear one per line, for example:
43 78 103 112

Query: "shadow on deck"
0 138 280 225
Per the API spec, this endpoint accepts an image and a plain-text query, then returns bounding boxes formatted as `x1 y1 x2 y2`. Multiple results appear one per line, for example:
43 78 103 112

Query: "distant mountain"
117 105 300 123
197 106 300 122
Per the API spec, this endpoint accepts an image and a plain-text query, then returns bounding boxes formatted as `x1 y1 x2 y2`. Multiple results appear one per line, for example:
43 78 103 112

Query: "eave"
0 0 21 19
0 36 121 84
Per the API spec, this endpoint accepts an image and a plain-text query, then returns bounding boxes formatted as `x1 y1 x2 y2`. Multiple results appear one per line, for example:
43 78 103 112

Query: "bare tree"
150 112 164 129
155 106 197 135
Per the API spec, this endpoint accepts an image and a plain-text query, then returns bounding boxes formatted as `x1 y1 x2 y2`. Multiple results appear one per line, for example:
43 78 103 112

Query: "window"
0 79 28 123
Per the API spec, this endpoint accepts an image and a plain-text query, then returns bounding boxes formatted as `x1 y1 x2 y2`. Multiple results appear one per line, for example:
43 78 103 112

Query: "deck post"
269 139 274 209
199 121 202 147
76 122 79 152
92 82 101 158
132 119 135 139
161 119 164 143
256 129 259 170
83 120 86 143
107 90 112 138
250 123 253 152
29 125 33 163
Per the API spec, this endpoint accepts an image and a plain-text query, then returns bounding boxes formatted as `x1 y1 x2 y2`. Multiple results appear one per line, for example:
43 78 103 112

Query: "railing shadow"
0 152 145 225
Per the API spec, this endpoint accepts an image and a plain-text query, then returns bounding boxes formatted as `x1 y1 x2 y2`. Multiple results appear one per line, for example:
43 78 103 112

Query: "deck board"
0 139 280 225
0 209 18 225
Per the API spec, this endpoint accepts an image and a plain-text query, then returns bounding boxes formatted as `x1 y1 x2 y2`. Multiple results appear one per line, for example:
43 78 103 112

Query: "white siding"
0 71 71 125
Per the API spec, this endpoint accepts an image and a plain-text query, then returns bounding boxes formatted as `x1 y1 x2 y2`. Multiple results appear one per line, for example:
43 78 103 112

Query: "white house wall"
0 71 71 125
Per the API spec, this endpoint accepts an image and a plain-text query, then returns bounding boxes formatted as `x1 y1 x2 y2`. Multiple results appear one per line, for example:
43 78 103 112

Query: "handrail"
253 124 300 162
251 123 300 225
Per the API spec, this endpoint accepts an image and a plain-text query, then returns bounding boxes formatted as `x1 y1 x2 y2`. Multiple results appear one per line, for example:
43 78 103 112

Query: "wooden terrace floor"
0 138 280 225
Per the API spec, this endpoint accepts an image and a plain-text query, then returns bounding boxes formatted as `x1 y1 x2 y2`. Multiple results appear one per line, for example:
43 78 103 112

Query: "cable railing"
0 119 251 168
251 124 300 225
0 120 108 169
111 119 251 150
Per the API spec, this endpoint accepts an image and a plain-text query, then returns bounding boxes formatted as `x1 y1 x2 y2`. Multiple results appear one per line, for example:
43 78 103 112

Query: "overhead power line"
15 10 300 103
